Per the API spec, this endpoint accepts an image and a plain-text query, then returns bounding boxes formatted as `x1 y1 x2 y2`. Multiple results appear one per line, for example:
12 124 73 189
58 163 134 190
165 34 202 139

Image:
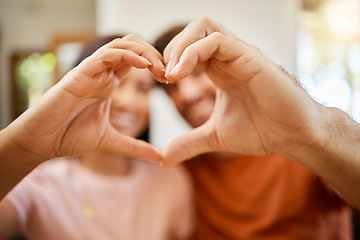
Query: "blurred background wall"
0 0 96 128
96 0 297 72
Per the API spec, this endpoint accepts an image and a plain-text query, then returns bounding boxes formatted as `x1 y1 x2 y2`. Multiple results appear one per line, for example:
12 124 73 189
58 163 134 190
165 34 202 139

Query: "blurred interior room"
0 0 359 237
0 0 301 145
1 0 359 143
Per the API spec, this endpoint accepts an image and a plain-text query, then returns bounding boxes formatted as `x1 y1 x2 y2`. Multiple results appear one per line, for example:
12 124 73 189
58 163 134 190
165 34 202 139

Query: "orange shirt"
185 153 352 240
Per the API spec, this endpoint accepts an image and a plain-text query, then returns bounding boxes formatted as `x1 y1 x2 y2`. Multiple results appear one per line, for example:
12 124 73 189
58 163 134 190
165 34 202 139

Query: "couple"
0 18 355 239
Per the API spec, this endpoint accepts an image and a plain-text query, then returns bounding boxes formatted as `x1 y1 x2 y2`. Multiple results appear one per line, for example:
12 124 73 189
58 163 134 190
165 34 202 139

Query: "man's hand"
161 17 325 167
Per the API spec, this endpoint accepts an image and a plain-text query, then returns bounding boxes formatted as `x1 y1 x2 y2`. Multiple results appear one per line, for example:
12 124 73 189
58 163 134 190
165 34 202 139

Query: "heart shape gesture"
1 35 171 198
159 17 360 207
2 35 166 164
3 17 359 207
1 18 327 170
160 17 326 167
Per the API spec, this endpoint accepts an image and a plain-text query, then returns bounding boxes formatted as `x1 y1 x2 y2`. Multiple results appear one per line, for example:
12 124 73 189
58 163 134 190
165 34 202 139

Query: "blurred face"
110 68 154 138
164 68 216 128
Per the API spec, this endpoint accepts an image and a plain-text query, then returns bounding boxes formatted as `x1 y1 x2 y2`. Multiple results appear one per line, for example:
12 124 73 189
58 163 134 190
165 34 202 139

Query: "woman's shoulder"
28 157 78 182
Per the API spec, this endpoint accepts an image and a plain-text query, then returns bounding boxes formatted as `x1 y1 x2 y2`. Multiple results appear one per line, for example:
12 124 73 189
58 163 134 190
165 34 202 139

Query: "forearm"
0 126 44 200
289 106 360 208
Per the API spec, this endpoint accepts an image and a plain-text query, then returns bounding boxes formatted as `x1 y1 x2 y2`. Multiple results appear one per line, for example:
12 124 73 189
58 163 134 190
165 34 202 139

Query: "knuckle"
123 34 138 41
210 31 223 40
93 47 106 59
109 37 123 45
98 47 108 57
208 32 226 44
198 16 212 25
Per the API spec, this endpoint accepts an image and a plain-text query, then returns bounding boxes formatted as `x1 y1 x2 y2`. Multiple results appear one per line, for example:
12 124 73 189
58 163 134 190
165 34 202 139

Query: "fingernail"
170 62 180 76
165 59 172 77
147 60 152 66
157 59 166 73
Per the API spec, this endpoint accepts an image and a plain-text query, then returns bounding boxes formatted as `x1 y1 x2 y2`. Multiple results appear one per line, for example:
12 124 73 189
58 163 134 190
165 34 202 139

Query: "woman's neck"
79 151 133 177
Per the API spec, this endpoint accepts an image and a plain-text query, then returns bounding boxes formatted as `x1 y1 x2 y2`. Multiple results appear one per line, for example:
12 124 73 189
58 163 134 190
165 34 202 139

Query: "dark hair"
74 34 150 142
154 25 186 55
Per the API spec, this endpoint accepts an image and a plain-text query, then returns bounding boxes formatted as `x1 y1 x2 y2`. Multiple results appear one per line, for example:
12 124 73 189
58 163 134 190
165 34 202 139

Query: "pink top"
7 158 194 240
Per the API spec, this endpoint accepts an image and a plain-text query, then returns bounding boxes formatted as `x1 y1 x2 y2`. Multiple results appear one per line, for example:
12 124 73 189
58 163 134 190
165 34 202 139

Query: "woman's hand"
4 35 166 163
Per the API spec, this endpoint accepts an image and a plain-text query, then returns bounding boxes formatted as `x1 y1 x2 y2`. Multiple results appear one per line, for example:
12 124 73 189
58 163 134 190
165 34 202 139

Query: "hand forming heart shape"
3 16 360 209
5 17 322 170
159 17 322 168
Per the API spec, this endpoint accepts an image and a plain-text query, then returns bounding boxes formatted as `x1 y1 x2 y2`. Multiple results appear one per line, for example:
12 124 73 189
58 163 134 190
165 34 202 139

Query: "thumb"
161 123 221 168
100 129 163 163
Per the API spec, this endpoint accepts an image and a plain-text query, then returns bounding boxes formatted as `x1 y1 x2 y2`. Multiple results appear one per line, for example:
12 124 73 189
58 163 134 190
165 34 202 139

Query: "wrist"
286 105 338 166
0 123 48 166
0 126 46 199
286 106 360 206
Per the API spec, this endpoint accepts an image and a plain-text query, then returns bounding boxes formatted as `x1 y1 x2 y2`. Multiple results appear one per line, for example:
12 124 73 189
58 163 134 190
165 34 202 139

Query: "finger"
167 32 242 83
161 122 221 168
81 38 165 79
121 34 164 60
100 128 163 163
163 17 236 72
78 48 152 77
112 36 166 79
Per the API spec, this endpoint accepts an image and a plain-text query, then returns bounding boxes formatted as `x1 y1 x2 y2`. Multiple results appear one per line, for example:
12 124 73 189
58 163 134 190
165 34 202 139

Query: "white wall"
0 0 95 128
96 0 299 148
96 0 297 72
